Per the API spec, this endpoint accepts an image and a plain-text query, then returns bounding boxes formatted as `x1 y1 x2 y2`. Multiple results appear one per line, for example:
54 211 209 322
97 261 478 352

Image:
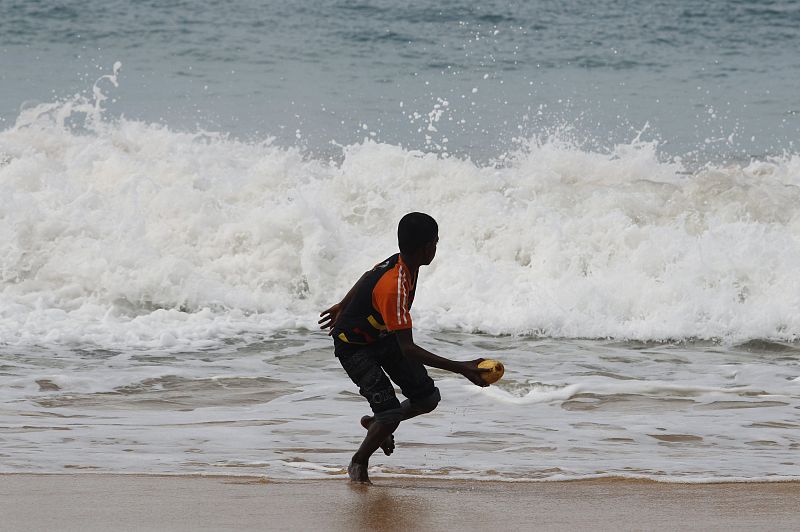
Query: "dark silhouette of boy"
319 212 489 484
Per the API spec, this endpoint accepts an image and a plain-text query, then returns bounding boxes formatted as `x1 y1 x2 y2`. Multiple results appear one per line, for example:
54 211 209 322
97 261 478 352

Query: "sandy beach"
0 474 797 531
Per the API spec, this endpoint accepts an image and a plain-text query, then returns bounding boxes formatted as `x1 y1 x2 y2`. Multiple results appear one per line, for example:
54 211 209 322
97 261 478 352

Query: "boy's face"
421 234 439 265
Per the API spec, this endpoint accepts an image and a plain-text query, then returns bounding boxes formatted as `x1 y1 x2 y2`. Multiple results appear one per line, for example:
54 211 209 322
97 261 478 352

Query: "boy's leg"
336 337 441 483
369 335 441 423
349 392 440 483
348 418 399 483
337 342 406 483
354 337 442 483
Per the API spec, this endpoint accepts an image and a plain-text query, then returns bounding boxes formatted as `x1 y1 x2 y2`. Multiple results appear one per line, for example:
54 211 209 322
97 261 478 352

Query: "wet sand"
1 474 797 531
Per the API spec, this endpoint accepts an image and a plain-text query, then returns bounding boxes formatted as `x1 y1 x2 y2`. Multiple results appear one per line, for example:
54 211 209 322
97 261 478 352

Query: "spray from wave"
2 66 799 348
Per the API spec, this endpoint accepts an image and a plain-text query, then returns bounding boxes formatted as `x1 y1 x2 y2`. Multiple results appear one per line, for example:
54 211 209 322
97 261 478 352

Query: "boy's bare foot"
361 415 395 455
347 460 372 484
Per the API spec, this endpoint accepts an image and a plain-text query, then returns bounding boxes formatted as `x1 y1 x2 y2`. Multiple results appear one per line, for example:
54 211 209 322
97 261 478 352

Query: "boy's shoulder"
370 253 400 273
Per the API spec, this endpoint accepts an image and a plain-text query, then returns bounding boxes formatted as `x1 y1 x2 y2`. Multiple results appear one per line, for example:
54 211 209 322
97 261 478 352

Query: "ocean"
1 0 799 482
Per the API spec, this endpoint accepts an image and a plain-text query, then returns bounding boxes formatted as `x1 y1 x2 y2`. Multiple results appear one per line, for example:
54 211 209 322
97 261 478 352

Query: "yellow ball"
478 359 504 384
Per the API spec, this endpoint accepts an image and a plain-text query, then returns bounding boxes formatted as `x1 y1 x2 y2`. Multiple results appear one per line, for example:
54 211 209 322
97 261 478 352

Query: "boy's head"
398 212 438 265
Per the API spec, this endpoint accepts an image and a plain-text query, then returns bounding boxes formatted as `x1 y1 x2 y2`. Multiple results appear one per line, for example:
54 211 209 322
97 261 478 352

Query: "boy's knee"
413 387 440 414
373 408 403 425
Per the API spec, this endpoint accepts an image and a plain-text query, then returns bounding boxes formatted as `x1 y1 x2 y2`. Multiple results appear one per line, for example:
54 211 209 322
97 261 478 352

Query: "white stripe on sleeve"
396 264 403 325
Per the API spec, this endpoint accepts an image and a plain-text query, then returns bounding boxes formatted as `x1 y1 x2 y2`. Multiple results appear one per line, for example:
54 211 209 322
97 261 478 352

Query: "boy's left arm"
395 329 490 387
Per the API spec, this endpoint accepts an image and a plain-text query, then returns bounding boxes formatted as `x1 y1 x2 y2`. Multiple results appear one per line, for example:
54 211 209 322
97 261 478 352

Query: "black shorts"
336 335 437 416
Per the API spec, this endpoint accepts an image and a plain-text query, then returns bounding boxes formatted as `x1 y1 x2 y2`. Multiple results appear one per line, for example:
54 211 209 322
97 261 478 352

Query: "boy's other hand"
318 303 342 335
460 359 492 387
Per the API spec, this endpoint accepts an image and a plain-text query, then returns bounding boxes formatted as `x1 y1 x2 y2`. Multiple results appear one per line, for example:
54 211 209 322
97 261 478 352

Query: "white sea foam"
479 378 798 405
2 95 800 348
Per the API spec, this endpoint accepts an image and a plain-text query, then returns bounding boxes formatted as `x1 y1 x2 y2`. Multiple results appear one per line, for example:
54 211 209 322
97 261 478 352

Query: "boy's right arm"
318 270 370 334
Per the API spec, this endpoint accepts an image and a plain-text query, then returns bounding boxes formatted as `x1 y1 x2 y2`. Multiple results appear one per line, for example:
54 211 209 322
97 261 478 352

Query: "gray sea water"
2 333 799 481
1 1 799 482
2 0 799 160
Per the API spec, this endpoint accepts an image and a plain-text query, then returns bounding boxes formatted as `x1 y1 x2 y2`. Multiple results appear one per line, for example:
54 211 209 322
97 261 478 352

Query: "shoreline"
2 471 800 484
1 474 798 531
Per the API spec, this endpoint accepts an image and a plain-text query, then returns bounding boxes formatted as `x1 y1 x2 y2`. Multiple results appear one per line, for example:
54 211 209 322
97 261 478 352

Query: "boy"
319 212 488 484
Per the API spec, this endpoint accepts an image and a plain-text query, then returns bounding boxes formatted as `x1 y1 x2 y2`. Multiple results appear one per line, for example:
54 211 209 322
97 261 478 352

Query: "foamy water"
2 93 800 348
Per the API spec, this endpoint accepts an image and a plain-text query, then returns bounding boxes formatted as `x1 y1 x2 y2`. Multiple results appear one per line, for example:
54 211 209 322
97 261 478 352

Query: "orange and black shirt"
333 254 417 356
